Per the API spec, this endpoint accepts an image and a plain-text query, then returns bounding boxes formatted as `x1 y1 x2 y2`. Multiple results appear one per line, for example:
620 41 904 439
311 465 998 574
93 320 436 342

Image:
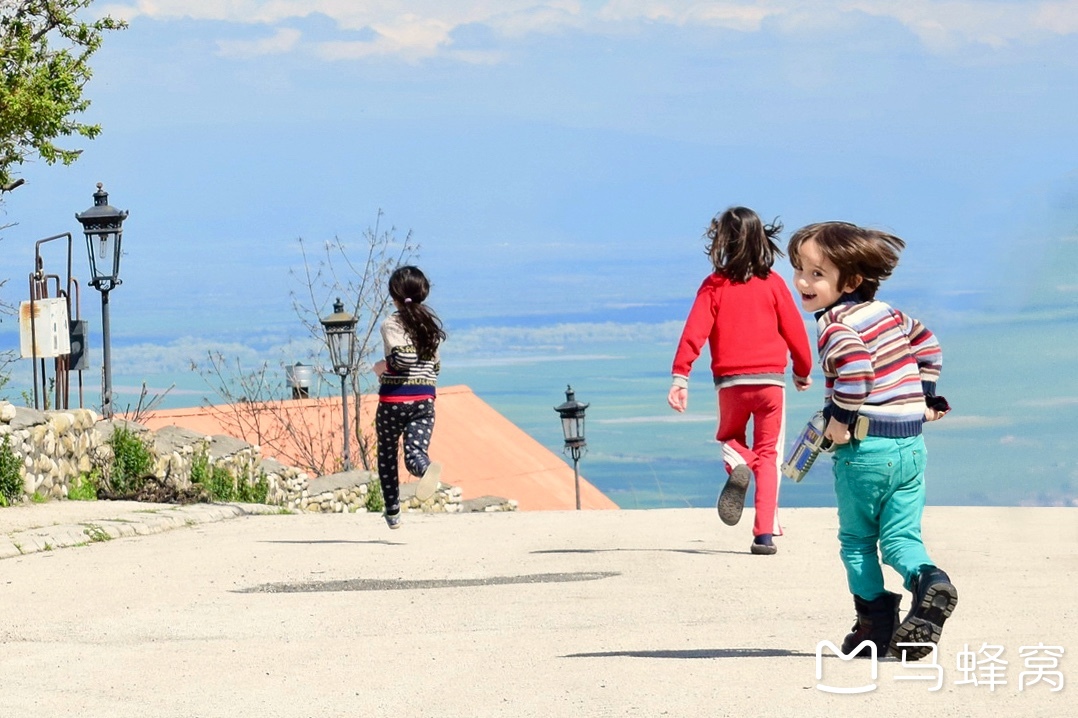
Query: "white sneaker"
415 461 442 502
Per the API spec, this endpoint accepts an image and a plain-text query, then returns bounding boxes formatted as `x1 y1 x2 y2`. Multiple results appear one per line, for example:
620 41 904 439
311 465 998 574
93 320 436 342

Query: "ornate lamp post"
75 183 128 419
320 298 358 471
554 385 589 510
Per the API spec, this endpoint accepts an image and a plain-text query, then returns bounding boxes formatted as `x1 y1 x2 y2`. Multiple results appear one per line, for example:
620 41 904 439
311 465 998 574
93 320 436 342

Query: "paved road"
1 504 1074 717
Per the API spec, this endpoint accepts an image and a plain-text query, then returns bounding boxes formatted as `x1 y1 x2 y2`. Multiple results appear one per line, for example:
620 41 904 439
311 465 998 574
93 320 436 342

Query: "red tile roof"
138 385 617 511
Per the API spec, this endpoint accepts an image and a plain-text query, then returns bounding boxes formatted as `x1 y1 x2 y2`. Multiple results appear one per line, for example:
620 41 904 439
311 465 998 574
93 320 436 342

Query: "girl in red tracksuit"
668 206 813 554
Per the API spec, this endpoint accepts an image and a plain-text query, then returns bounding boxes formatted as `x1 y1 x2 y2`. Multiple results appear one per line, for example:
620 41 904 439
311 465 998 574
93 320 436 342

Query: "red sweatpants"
715 383 787 537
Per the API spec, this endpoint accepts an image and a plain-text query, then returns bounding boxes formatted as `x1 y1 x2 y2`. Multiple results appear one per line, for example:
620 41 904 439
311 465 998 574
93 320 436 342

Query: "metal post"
100 288 113 419
571 445 582 510
340 373 351 471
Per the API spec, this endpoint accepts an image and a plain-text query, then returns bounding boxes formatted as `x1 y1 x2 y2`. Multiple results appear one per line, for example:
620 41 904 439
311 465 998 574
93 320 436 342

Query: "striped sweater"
815 298 941 438
378 313 440 401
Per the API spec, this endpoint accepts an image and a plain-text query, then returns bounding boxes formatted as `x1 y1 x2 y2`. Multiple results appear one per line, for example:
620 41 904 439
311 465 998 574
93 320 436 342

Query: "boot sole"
888 581 958 660
415 462 442 503
717 465 751 526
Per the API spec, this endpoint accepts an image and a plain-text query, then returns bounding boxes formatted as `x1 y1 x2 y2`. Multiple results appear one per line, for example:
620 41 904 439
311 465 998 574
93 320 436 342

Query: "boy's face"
792 238 855 312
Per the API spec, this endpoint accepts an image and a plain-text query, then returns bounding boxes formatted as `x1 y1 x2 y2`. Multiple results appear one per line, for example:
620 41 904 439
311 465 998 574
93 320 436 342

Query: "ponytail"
388 266 447 358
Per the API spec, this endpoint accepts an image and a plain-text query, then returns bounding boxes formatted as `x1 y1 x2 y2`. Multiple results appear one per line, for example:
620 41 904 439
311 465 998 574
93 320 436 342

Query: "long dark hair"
705 206 783 282
388 265 447 359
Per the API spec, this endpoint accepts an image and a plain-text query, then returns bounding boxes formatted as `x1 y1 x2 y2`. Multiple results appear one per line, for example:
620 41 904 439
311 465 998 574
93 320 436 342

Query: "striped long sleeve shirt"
816 298 941 438
378 313 440 401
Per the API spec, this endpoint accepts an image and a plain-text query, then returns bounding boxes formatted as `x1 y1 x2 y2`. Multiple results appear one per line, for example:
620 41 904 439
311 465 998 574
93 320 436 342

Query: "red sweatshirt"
671 271 813 388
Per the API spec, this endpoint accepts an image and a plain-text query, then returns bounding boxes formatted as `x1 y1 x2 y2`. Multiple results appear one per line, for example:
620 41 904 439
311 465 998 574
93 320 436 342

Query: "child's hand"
924 395 949 422
668 386 687 413
794 375 812 392
824 416 851 445
373 360 387 378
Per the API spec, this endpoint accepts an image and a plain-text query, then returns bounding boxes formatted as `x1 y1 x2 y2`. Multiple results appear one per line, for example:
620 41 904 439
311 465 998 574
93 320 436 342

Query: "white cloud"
216 28 301 59
598 0 774 31
1018 396 1078 408
597 413 715 424
999 434 1040 447
851 0 1078 51
97 1 1078 61
931 415 1011 429
444 321 682 357
1034 1 1078 34
312 13 502 63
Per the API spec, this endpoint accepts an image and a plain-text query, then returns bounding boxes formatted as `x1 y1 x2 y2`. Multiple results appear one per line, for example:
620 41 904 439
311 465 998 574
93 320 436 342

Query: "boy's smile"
793 238 855 312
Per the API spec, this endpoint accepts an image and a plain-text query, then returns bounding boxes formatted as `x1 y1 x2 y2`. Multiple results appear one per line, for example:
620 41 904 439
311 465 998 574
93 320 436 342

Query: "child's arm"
774 275 815 383
893 309 951 418
669 279 716 412
374 319 393 378
819 320 874 427
381 316 419 372
896 310 942 395
670 283 715 379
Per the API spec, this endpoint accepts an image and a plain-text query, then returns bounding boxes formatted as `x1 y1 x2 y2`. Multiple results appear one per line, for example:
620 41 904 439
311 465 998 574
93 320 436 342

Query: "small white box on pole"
19 298 71 359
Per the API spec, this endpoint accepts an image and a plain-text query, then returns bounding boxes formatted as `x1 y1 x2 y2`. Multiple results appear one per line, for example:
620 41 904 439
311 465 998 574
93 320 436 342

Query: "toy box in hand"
781 411 833 482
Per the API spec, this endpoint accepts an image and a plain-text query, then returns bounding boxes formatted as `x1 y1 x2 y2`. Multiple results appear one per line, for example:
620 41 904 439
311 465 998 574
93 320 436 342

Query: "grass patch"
83 524 111 543
190 445 269 503
107 424 153 495
365 477 385 513
0 435 23 507
69 472 100 501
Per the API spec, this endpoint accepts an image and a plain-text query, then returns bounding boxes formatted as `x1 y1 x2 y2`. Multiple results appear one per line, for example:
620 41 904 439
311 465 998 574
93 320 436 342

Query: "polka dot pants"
375 398 436 511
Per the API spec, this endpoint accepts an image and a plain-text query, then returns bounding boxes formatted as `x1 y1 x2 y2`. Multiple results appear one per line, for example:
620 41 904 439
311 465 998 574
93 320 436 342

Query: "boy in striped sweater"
788 221 957 662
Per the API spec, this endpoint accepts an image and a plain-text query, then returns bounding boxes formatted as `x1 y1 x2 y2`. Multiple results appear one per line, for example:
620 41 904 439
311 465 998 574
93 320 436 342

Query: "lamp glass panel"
344 328 358 366
562 414 585 443
326 329 347 370
87 230 120 281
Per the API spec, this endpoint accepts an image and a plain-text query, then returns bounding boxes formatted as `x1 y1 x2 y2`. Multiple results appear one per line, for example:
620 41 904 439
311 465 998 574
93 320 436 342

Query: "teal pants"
832 435 934 600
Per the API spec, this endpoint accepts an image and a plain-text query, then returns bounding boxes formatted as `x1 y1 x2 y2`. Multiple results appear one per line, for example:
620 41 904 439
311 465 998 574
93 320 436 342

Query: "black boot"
888 565 958 661
841 591 902 658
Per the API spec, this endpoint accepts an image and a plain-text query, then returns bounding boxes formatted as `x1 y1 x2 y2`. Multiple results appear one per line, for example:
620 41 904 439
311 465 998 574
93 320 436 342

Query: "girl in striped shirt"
373 266 447 529
788 221 956 662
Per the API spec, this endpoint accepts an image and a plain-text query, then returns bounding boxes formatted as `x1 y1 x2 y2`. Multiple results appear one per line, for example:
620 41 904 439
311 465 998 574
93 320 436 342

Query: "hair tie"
404 297 412 304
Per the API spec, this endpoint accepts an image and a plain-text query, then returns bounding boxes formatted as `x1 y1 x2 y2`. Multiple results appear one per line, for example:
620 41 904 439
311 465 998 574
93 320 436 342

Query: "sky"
1 0 1076 381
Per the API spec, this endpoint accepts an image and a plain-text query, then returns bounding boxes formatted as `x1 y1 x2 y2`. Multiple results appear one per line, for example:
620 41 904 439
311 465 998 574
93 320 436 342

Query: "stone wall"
0 402 483 513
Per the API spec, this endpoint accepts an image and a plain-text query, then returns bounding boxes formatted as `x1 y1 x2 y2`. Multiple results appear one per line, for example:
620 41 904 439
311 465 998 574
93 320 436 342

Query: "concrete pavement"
0 499 280 559
1 502 1075 717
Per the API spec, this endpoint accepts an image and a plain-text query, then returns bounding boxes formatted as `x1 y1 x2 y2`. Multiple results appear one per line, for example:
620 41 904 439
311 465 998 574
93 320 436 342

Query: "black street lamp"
75 183 128 419
554 385 589 510
320 298 358 471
